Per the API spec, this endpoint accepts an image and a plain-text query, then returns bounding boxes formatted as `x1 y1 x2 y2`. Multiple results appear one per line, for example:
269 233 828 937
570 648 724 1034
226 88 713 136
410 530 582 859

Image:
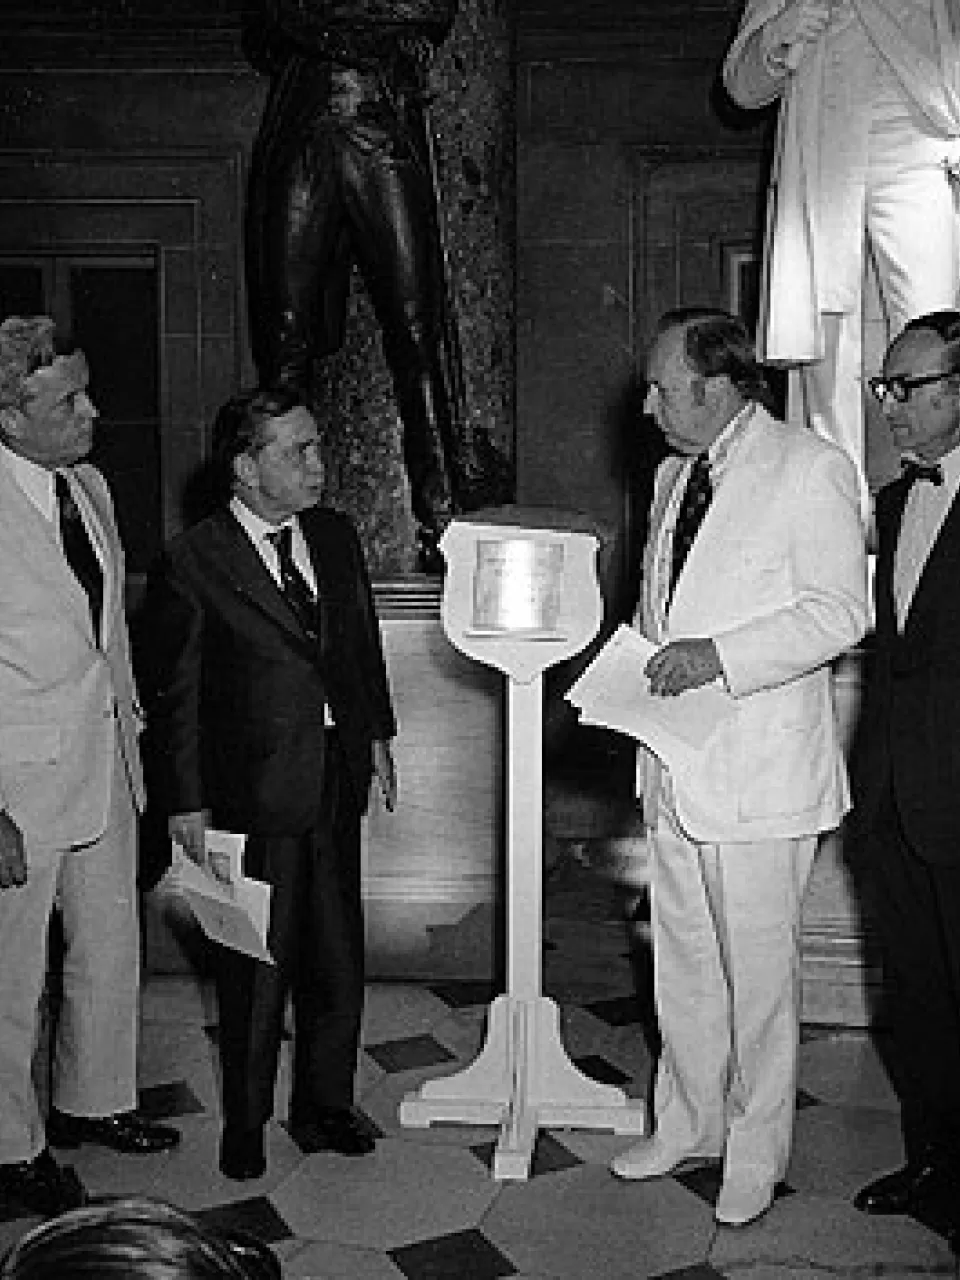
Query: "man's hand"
372 740 397 812
761 1 830 69
169 810 233 882
645 639 723 697
169 810 209 867
0 810 27 890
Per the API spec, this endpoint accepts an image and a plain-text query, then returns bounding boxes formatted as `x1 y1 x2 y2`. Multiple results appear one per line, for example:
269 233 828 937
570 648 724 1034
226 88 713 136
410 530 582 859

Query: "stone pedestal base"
363 582 502 978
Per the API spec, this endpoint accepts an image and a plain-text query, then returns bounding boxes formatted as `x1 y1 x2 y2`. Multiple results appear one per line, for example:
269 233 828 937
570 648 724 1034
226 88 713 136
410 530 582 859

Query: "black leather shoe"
854 1155 953 1215
219 1125 266 1181
0 1148 87 1217
47 1107 180 1154
288 1107 378 1156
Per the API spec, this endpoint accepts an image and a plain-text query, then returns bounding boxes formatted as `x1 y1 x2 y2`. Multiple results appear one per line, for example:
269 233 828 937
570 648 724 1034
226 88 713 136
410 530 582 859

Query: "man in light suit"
141 386 396 1180
0 317 178 1219
850 311 960 1244
610 309 869 1226
723 0 960 508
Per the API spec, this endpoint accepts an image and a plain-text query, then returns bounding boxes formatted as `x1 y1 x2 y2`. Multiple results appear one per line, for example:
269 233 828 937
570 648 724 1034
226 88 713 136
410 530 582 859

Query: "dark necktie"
55 471 103 644
668 452 712 606
267 524 318 642
900 457 944 488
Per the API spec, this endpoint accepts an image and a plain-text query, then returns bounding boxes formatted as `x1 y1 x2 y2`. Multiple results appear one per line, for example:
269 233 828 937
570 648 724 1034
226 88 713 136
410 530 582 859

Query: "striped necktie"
668 452 712 607
267 524 318 642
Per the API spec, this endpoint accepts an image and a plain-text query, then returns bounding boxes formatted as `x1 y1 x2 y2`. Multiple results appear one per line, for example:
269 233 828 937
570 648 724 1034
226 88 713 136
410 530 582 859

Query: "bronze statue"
245 0 478 571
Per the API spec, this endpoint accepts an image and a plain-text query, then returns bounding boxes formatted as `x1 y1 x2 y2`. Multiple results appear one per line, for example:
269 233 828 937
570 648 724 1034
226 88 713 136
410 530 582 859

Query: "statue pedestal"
398 521 645 1180
362 579 501 978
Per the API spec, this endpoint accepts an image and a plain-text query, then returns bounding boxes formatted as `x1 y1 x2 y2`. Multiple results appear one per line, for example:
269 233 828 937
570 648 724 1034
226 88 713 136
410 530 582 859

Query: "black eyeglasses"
869 371 957 404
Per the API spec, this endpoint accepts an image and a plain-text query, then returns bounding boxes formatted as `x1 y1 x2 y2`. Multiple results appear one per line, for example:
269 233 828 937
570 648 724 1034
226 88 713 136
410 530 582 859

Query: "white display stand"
399 520 646 1179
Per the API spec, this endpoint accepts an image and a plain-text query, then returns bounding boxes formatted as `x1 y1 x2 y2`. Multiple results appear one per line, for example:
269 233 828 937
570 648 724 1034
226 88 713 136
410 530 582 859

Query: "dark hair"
897 310 960 374
0 1198 280 1280
211 385 306 489
656 306 773 406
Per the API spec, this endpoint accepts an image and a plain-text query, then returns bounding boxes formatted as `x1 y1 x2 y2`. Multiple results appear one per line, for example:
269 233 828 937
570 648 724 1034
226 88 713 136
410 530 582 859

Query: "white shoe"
610 1135 721 1181
715 1172 774 1226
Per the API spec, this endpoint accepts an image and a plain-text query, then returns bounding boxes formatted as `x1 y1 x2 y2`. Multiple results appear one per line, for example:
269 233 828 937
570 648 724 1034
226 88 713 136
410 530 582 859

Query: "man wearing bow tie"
852 310 960 1242
610 309 868 1226
140 386 397 1180
0 316 179 1220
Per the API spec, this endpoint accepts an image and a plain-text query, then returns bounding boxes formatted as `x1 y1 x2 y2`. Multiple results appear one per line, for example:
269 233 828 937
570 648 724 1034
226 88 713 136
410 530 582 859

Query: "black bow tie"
901 458 944 487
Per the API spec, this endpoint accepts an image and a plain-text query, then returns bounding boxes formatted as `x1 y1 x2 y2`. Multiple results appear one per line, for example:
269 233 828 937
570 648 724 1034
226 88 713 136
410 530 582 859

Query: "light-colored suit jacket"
0 458 144 854
638 408 869 844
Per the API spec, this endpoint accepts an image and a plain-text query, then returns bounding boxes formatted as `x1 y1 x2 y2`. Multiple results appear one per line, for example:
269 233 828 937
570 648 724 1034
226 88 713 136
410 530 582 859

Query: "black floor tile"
583 995 644 1027
650 1266 728 1279
573 1054 632 1087
390 1227 517 1279
138 1080 205 1121
673 1162 795 1211
470 1131 582 1178
193 1196 293 1246
427 981 499 1009
366 1035 458 1074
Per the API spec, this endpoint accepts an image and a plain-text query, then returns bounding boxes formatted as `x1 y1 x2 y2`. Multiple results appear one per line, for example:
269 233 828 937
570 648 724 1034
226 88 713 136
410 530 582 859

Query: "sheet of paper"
566 625 737 771
165 831 274 965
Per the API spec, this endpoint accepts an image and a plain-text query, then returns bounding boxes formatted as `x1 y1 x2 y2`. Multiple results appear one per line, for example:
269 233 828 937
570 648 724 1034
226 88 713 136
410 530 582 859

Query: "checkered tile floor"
3 857 957 1278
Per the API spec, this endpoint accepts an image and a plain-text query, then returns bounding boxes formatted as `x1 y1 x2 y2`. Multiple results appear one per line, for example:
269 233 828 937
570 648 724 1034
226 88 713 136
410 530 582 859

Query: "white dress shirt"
0 441 57 523
228 496 332 723
229 496 318 597
0 442 106 575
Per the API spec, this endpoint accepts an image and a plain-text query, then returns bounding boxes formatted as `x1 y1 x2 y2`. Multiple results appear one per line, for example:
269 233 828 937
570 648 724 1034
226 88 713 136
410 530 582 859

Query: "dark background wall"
515 0 774 602
0 0 773 593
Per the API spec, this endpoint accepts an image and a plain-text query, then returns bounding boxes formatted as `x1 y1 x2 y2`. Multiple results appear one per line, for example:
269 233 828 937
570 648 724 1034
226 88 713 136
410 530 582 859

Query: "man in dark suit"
142 386 397 1180
853 310 960 1244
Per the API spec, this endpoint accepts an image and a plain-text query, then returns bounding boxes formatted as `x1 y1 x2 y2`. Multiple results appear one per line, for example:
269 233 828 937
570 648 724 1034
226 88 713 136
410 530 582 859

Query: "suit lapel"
0 458 93 638
899 482 960 641
209 508 306 642
667 417 774 628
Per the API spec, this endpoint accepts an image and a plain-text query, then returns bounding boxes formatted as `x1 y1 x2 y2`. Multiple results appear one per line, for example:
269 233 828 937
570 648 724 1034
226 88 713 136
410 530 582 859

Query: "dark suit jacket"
141 504 396 837
861 475 960 865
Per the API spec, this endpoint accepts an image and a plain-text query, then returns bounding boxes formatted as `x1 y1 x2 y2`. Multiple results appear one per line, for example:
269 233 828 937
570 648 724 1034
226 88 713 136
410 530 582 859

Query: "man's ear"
702 374 733 411
0 405 22 440
233 451 257 489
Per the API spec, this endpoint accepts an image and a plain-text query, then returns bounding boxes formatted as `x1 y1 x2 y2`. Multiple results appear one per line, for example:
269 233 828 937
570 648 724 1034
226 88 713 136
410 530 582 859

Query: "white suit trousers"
799 104 960 511
649 800 816 1185
0 745 139 1165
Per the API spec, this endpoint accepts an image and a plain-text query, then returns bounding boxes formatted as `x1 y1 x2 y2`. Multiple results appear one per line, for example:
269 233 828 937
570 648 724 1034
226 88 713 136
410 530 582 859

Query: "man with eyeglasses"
852 310 960 1246
138 386 397 1180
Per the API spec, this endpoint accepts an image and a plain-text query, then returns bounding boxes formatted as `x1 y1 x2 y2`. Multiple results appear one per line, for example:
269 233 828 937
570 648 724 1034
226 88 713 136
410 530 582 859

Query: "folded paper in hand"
165 830 274 965
566 625 737 774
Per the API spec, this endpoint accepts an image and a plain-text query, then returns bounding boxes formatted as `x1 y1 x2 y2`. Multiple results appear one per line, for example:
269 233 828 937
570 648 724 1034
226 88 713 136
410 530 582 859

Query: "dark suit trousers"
214 736 364 1131
868 785 960 1159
